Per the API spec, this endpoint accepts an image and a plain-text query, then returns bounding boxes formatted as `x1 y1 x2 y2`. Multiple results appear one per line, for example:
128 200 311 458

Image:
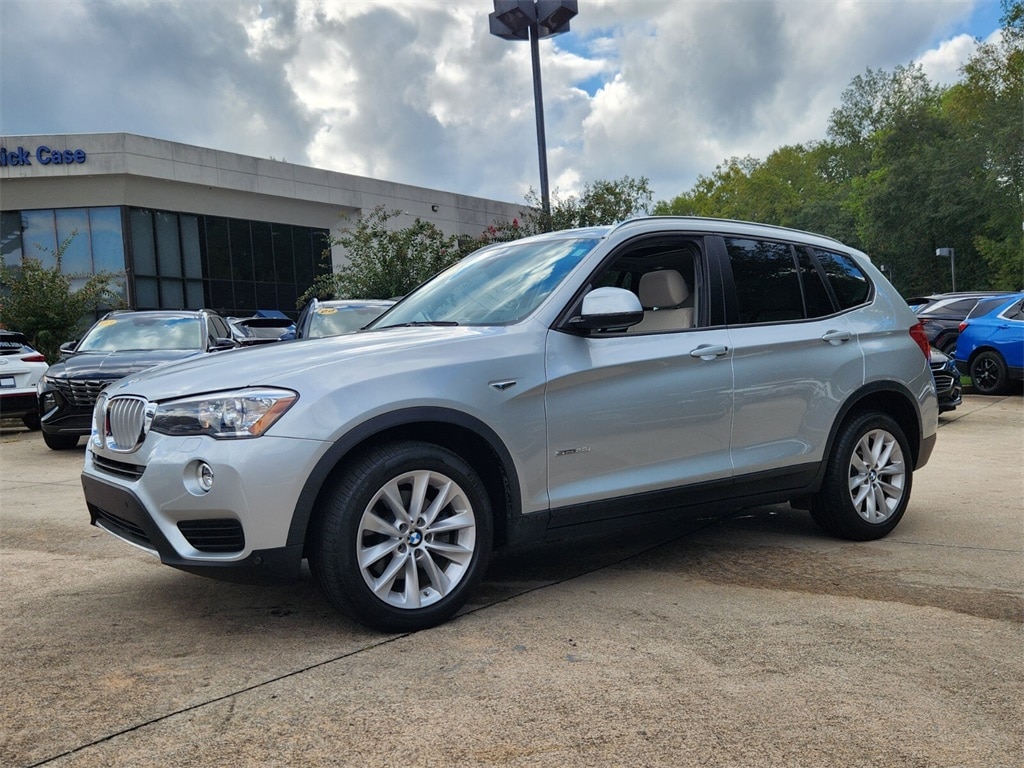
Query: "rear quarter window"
813 248 871 309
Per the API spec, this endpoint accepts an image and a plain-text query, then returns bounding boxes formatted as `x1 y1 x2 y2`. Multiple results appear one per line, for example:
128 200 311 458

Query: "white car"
0 331 48 430
82 217 938 632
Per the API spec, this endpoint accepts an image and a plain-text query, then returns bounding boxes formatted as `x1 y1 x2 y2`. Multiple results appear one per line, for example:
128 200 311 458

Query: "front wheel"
21 412 41 431
811 412 912 541
970 350 1009 395
310 441 493 632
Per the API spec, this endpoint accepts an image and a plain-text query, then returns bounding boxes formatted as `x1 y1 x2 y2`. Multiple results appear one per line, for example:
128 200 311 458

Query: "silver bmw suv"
82 217 938 632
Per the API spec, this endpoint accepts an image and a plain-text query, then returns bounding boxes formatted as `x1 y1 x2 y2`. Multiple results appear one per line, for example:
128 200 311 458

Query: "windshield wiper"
378 321 459 328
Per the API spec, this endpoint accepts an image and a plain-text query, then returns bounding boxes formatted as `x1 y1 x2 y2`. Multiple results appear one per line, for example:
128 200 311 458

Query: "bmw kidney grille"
98 396 150 452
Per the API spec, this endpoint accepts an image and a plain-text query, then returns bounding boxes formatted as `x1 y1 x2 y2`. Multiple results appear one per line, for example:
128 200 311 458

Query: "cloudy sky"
0 0 1005 206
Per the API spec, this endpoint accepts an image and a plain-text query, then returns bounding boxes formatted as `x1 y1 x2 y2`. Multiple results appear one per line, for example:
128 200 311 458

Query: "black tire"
811 412 912 541
21 412 41 431
42 431 80 450
309 440 493 632
969 350 1009 395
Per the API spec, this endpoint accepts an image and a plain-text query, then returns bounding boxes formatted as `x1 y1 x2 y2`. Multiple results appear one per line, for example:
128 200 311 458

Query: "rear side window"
921 298 978 316
813 249 870 309
967 297 1010 320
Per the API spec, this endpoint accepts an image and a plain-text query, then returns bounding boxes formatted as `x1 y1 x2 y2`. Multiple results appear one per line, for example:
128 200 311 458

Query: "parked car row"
905 290 1023 410
6 287 1020 449
909 291 1009 355
10 300 398 449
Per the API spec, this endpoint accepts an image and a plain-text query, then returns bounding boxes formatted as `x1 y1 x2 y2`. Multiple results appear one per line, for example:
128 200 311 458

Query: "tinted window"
967 298 1008 319
797 248 835 318
946 299 978 315
813 249 870 309
725 238 803 324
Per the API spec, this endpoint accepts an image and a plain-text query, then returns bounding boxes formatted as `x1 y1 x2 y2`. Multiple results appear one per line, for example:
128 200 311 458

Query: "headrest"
638 270 689 309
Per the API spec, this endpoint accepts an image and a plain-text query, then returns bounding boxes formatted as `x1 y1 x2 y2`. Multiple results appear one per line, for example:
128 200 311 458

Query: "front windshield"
79 316 204 352
371 237 600 328
309 305 392 338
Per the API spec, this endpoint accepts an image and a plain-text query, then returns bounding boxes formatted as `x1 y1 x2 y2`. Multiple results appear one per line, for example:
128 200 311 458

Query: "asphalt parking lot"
2 394 1021 767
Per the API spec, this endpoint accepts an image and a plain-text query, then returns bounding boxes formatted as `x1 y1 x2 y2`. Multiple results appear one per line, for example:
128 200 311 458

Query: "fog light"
197 461 214 492
184 460 217 496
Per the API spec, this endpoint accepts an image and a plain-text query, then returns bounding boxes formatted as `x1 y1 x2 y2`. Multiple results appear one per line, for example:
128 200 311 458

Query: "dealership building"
0 133 521 317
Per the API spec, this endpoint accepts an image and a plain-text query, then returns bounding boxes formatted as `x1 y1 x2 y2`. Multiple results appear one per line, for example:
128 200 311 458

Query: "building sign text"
0 145 88 167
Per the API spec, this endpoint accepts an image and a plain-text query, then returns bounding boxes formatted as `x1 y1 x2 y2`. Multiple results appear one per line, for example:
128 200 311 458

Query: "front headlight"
150 388 298 439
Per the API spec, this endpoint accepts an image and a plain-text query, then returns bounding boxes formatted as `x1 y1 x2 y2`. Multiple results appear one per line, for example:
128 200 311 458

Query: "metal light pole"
489 1 578 223
936 247 956 292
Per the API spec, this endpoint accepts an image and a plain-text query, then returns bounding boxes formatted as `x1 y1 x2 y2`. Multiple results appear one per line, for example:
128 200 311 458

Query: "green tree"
0 233 122 362
654 146 858 245
300 206 464 304
941 1 1024 288
479 176 655 244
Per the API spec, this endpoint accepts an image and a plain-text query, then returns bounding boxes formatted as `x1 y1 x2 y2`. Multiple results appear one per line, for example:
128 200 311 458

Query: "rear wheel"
811 412 912 541
969 350 1009 395
310 441 492 632
42 431 79 450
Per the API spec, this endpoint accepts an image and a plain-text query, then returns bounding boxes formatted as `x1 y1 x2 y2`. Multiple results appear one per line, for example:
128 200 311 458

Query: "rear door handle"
822 330 852 345
690 344 729 361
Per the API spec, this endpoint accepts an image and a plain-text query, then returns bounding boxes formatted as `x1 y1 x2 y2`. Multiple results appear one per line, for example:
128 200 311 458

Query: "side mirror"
211 337 240 351
567 287 644 332
59 341 78 357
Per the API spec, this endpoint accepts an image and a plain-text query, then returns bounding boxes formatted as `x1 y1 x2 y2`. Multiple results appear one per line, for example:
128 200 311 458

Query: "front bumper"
82 430 328 584
932 360 962 413
83 472 303 583
38 383 97 436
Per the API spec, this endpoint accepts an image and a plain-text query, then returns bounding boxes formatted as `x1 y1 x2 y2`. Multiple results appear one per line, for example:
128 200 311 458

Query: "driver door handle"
821 330 852 345
690 344 729 361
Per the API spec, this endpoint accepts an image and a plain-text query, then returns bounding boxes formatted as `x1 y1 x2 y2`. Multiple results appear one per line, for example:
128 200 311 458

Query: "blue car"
955 293 1024 395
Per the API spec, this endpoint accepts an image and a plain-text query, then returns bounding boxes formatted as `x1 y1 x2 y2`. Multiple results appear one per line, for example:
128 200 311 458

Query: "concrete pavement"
1 394 1021 767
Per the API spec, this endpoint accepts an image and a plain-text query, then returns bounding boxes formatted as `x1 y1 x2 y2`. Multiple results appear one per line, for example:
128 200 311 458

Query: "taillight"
909 322 931 362
958 321 968 333
21 354 46 363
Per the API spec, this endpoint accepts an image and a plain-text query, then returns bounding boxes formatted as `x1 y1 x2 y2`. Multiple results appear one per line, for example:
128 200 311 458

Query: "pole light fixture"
936 247 956 292
489 0 578 222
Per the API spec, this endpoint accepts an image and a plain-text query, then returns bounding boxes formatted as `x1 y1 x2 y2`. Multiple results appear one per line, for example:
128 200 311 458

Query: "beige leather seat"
629 270 693 332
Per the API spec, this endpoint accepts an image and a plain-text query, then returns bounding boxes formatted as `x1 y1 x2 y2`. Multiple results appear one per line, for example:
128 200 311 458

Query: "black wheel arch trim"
286 406 524 551
815 380 931 482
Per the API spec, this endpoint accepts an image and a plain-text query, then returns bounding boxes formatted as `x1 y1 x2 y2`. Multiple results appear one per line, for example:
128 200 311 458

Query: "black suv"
38 309 238 450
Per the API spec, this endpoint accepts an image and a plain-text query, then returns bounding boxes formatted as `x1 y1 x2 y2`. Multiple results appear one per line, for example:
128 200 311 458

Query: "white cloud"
0 0 1001 206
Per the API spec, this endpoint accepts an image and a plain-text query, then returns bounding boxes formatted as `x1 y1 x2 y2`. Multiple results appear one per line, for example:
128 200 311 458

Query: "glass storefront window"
90 208 126 273
56 209 91 273
20 210 58 268
155 212 182 278
130 208 157 276
205 217 231 280
4 205 323 317
181 215 202 279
